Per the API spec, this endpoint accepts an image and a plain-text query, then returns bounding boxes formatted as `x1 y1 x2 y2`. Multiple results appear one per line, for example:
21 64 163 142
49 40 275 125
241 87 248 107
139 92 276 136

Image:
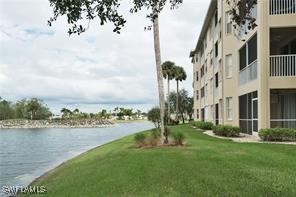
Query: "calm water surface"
0 122 153 195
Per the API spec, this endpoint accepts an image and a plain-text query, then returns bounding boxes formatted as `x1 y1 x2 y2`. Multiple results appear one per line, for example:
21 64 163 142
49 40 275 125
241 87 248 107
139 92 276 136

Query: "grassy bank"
25 124 296 196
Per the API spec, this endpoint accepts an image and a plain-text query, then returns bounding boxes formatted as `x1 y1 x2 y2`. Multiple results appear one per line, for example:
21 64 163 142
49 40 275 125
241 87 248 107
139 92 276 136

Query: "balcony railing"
239 60 257 85
270 54 296 77
270 0 296 15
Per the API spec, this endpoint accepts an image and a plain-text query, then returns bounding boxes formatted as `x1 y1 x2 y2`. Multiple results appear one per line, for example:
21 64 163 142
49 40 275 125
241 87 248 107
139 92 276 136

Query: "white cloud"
0 0 209 113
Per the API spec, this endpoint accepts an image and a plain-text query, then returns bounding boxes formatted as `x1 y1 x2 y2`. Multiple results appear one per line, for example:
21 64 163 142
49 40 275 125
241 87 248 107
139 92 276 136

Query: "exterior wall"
192 0 296 134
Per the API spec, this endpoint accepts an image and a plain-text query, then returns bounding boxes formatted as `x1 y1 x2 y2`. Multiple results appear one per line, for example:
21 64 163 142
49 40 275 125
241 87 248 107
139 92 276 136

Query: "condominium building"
190 0 296 135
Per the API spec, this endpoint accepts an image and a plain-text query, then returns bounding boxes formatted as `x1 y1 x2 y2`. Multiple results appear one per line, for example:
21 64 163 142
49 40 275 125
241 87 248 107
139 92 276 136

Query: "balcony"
270 0 296 15
270 89 296 128
239 60 257 85
270 55 296 76
270 27 296 77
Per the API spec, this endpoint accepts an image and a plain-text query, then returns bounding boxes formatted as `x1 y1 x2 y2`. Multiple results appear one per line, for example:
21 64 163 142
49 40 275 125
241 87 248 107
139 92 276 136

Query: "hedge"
193 121 213 130
259 128 296 142
213 125 240 137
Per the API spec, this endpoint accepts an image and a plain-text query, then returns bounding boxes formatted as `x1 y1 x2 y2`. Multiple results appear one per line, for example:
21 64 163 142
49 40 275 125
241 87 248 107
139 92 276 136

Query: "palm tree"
61 108 71 118
174 66 187 121
162 61 176 125
152 6 166 144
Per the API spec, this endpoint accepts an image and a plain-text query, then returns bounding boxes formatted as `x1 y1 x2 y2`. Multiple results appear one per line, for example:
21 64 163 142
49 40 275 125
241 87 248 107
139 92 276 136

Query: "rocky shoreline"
0 119 115 129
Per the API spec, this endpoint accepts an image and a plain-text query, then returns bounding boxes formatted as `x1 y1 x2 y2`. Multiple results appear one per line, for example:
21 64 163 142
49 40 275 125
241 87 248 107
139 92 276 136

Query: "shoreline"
26 128 145 188
0 119 115 129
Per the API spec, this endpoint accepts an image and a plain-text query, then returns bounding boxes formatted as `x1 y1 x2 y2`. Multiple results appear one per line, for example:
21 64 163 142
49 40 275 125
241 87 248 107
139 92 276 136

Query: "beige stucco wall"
192 0 296 133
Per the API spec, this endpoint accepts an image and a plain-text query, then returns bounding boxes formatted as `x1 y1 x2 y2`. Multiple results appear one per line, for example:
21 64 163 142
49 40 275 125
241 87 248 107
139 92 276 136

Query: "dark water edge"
0 122 153 197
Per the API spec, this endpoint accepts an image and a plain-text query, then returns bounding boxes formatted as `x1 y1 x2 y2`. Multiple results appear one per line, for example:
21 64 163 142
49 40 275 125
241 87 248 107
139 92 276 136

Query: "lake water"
0 122 153 196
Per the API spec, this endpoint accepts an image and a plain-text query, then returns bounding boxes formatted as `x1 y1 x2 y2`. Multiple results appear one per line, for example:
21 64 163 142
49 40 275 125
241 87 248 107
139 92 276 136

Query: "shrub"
171 131 186 145
134 133 146 146
169 119 179 126
193 121 213 130
213 125 240 137
151 128 161 139
147 107 160 128
259 128 296 142
147 136 159 146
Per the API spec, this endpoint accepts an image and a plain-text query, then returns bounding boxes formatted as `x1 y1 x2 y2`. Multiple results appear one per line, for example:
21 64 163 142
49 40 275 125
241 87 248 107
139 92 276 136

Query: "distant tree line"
60 107 146 120
0 97 52 120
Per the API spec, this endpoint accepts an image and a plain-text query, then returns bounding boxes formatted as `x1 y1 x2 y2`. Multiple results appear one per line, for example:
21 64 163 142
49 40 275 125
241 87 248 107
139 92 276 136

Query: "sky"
0 0 209 114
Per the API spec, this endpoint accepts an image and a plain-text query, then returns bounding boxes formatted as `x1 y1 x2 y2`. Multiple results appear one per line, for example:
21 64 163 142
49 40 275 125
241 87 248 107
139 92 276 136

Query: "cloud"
0 0 209 113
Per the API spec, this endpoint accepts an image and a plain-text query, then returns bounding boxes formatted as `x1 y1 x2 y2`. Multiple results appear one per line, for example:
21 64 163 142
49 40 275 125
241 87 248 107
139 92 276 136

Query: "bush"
147 136 159 146
193 121 213 130
169 119 179 126
147 107 160 128
134 133 146 146
151 128 161 139
213 125 240 137
171 131 186 145
259 128 296 142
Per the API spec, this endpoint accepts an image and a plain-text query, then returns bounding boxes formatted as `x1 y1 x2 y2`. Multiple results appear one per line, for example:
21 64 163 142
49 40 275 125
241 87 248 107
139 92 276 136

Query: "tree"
47 0 183 144
186 96 194 121
26 98 41 120
26 98 52 120
226 0 257 33
61 108 72 118
14 99 29 119
162 61 176 124
0 98 14 120
147 107 161 129
169 89 192 124
174 66 187 120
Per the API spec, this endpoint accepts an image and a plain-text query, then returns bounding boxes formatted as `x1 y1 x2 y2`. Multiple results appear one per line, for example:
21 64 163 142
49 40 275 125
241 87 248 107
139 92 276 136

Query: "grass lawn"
25 124 296 197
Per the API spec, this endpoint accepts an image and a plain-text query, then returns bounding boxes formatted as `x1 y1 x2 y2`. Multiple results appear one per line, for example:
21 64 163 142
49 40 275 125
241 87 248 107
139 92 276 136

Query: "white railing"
270 119 296 128
239 60 257 85
270 0 296 15
270 54 296 77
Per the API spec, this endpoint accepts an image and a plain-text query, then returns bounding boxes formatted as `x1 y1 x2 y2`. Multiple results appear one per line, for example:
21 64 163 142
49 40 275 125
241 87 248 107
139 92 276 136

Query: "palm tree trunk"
152 12 166 144
167 78 170 125
176 80 179 121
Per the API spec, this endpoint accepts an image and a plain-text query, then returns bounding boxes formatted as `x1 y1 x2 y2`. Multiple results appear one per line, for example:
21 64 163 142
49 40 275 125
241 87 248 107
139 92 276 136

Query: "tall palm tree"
162 61 176 124
152 6 166 144
174 66 187 121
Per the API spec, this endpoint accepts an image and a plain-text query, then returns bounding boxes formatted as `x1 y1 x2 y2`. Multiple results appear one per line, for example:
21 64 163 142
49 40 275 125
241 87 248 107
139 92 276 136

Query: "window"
239 91 257 134
226 12 232 34
196 109 199 119
195 55 198 63
201 66 204 77
215 11 218 26
210 78 213 95
215 42 218 57
226 97 233 120
239 34 257 71
215 73 219 88
196 90 199 100
239 45 247 70
226 54 233 78
201 87 205 98
196 71 199 81
205 83 208 97
248 34 257 64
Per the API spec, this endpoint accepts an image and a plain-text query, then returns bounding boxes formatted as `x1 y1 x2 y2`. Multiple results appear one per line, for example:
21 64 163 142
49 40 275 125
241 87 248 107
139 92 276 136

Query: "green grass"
25 124 296 197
